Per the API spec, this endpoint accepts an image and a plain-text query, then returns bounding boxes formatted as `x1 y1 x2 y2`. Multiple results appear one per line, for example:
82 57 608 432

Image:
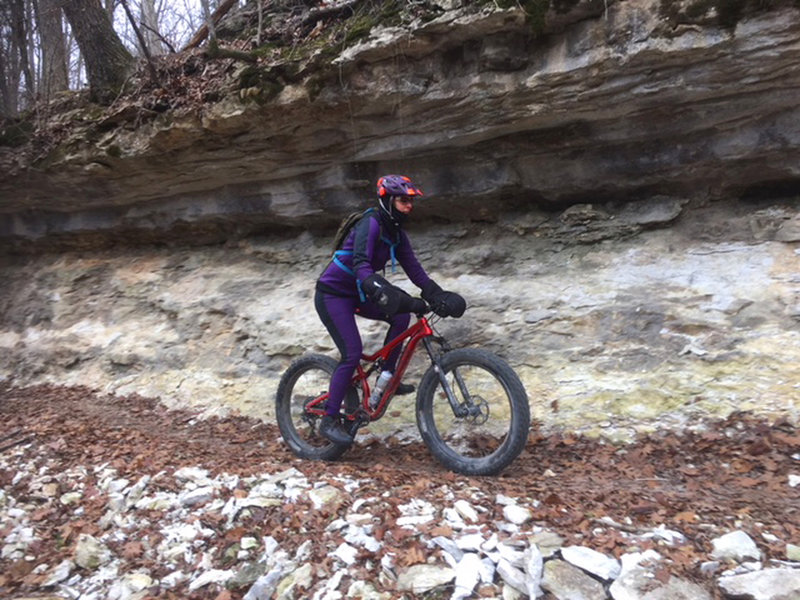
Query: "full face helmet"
376 174 424 224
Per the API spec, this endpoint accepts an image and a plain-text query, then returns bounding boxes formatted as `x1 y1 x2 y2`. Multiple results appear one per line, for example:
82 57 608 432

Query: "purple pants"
314 290 410 416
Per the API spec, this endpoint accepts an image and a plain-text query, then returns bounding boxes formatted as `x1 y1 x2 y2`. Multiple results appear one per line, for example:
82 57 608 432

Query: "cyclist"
315 174 462 444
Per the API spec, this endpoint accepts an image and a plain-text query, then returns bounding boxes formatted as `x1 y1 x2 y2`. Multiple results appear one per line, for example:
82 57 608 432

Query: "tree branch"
119 0 160 85
182 0 239 51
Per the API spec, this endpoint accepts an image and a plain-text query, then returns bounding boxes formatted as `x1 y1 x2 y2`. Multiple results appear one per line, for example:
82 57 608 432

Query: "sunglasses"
395 197 414 205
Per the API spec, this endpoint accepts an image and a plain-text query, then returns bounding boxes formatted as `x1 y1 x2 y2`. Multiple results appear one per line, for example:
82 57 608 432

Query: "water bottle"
369 370 393 409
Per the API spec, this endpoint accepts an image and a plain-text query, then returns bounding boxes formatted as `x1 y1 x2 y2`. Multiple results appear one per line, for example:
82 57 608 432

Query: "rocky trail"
1 383 799 599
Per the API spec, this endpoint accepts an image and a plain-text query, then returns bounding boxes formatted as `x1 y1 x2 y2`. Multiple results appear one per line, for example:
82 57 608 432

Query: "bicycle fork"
422 338 481 419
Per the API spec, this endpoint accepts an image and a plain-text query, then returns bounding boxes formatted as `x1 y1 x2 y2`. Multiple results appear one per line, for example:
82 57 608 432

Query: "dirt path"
1 384 798 598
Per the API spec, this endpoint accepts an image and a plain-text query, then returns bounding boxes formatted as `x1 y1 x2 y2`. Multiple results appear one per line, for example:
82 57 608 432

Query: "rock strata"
1 197 798 441
2 1 800 247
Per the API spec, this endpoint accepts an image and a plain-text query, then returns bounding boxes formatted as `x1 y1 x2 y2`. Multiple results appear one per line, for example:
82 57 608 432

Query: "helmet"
377 174 424 199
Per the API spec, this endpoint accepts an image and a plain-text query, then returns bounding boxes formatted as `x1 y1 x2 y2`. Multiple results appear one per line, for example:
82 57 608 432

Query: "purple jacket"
317 211 431 299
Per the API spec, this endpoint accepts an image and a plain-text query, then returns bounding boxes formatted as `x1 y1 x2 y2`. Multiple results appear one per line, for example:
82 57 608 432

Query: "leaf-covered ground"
0 383 798 598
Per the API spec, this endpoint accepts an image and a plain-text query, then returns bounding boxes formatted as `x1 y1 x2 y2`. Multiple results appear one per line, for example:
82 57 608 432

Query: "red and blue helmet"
377 174 424 200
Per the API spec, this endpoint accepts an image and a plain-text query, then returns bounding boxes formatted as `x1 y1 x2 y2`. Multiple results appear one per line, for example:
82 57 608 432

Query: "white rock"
60 491 83 505
74 534 112 570
345 512 374 526
454 499 479 523
481 533 499 552
497 558 528 594
188 568 233 591
456 532 485 552
277 562 313 598
787 543 800 561
180 485 215 507
262 535 279 558
332 542 359 566
308 485 345 510
245 568 286 600
524 545 544 598
396 514 434 527
479 556 496 583
444 507 466 528
241 536 259 550
106 478 130 494
312 569 344 600
109 572 155 598
346 580 391 600
561 545 621 581
396 564 455 594
344 526 381 553
432 536 464 563
497 543 526 568
174 466 212 484
646 524 687 545
452 552 482 600
295 540 313 561
718 568 800 600
618 549 662 577
711 531 762 562
503 504 533 525
43 559 73 586
543 559 606 600
788 474 800 487
610 566 712 600
124 476 151 507
161 570 187 588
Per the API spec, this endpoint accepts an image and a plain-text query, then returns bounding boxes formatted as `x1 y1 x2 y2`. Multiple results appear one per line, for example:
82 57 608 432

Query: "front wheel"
416 348 530 476
275 354 353 461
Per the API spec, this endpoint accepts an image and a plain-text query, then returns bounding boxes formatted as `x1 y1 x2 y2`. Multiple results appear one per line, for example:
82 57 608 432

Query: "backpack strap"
329 207 396 300
381 233 398 273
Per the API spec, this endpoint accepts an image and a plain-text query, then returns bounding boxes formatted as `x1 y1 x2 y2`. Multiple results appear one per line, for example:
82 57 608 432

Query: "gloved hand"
422 280 466 318
421 280 444 303
362 273 404 314
397 294 428 315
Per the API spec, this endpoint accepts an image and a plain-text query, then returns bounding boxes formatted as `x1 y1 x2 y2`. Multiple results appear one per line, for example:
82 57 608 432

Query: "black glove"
362 273 403 314
421 280 466 318
421 280 443 303
397 294 428 315
435 291 466 318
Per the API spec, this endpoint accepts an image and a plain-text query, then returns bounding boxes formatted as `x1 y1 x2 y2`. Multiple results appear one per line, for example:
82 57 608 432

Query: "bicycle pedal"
345 414 370 436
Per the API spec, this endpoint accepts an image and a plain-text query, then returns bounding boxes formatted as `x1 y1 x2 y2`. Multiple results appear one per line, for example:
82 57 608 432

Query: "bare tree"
37 0 70 101
59 0 135 103
139 0 166 55
9 0 35 106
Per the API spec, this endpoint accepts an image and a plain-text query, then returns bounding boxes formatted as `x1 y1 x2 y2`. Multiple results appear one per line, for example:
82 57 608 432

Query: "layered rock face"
2 197 798 439
1 1 799 435
1 0 800 245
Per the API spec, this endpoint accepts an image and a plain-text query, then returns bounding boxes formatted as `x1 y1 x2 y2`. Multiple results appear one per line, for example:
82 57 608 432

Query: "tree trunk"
60 0 134 103
37 0 69 101
9 0 35 106
139 0 165 55
0 45 19 117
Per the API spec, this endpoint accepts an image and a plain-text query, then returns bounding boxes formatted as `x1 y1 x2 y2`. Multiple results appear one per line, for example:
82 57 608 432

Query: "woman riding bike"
314 174 464 445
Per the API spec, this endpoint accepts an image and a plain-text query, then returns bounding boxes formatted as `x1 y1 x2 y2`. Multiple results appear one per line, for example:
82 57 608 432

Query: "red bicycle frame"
305 315 435 420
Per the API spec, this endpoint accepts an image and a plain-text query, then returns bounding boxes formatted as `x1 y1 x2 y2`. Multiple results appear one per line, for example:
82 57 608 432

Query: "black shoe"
395 382 415 396
319 415 354 445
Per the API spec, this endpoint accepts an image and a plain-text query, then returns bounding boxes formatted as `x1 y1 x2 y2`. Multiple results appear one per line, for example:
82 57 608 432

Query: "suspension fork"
422 337 473 418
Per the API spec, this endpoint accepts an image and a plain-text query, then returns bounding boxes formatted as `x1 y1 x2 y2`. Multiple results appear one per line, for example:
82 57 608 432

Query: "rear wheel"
416 348 530 476
275 354 356 461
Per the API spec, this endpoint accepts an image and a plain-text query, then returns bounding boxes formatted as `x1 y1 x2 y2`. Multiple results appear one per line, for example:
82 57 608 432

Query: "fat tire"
275 354 350 461
416 348 530 476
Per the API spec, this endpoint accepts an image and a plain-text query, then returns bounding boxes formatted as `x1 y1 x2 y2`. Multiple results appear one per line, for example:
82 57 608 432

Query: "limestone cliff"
1 0 799 246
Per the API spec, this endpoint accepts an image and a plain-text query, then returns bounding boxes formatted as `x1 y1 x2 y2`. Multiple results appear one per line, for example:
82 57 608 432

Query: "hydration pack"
331 208 375 251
